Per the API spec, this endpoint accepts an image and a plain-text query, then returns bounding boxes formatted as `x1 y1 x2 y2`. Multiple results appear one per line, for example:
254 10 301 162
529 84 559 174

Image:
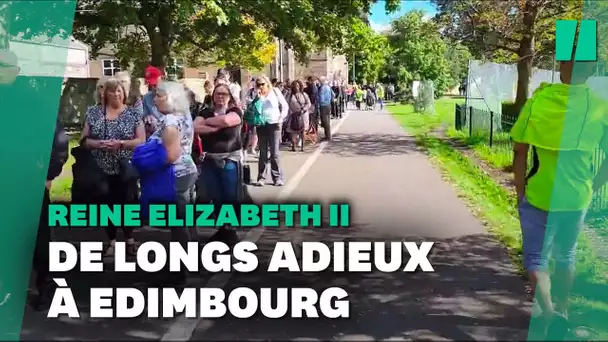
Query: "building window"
102 59 120 76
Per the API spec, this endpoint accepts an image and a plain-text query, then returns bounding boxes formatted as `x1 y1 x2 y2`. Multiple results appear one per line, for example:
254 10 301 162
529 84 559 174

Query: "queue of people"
31 68 355 311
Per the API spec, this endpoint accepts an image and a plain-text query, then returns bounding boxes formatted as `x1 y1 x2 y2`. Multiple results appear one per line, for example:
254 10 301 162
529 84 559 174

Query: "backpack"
244 96 266 126
244 88 283 126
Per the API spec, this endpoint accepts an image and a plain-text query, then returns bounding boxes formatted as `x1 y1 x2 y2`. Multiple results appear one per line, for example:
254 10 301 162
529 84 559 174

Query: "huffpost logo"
556 20 598 61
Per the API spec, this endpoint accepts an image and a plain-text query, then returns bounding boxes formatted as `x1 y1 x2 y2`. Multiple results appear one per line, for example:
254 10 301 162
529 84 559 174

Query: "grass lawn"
389 98 608 340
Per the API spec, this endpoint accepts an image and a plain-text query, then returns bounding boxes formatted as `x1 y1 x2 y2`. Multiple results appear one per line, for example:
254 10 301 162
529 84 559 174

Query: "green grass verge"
389 98 608 340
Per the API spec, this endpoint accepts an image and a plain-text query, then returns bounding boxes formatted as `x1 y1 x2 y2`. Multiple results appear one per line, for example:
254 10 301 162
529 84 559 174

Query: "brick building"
268 39 349 84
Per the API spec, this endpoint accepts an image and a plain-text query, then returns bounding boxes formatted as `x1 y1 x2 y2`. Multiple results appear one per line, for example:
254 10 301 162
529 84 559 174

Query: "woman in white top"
253 75 289 187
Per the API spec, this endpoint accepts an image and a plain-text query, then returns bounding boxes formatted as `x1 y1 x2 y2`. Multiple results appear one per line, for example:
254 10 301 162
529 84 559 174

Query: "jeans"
200 159 241 207
257 123 283 182
172 172 198 244
170 172 198 281
518 197 585 272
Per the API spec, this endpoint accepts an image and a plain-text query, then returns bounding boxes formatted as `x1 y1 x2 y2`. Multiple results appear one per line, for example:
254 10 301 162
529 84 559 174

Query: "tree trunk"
514 46 533 114
514 0 539 115
147 26 171 72
149 37 168 71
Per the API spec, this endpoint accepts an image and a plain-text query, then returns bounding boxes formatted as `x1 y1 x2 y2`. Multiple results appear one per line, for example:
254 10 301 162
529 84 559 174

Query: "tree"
444 40 471 89
73 0 401 72
343 19 389 84
385 11 452 95
432 0 583 113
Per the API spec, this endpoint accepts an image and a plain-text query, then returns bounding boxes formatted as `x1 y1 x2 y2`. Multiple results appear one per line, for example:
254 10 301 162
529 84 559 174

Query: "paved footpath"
21 110 531 341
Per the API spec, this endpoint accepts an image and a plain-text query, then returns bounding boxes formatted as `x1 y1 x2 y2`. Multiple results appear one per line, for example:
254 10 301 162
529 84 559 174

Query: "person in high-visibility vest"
376 84 385 110
355 87 364 110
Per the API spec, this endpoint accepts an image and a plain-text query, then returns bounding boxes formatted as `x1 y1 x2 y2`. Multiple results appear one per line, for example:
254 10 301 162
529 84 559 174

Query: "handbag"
71 136 110 203
289 94 306 132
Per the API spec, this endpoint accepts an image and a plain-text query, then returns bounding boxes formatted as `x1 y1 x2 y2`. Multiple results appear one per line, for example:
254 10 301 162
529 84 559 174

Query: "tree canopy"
383 11 452 95
73 0 400 72
344 18 389 85
432 0 583 111
444 40 471 88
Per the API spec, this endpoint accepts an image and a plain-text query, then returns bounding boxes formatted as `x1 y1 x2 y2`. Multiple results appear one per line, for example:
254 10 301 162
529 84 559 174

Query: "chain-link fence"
455 57 608 211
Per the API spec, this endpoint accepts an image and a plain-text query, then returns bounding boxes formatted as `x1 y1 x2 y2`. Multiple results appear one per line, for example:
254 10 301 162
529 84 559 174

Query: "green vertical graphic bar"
525 2 607 341
0 1 77 340
556 20 578 61
575 20 598 61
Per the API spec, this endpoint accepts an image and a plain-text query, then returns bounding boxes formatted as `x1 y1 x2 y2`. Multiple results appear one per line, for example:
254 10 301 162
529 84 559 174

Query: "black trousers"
33 188 52 294
319 105 332 140
103 175 136 241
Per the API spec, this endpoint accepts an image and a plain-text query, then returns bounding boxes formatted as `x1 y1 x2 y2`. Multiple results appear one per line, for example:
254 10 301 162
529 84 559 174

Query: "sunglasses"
256 83 266 88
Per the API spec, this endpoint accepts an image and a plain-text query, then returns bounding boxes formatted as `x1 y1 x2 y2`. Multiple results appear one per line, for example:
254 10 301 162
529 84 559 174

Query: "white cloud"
369 20 391 33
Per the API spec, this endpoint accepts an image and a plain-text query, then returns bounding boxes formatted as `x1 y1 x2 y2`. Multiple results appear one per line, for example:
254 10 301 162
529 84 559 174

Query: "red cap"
145 66 163 86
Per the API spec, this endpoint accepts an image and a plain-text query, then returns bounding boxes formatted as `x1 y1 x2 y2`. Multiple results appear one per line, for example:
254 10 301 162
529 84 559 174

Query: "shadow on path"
191 224 531 341
322 133 421 158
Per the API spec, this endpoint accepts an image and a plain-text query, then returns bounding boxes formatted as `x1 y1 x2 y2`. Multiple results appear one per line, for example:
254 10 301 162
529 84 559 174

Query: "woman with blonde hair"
249 75 288 186
115 71 144 115
81 77 146 256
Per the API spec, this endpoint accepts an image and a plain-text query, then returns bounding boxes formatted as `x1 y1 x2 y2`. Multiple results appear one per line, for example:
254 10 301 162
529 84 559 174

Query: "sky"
369 1 437 32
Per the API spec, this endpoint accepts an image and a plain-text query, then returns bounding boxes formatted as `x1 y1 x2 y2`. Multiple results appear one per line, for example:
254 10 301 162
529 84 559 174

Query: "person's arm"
316 87 322 105
204 107 242 128
122 121 146 149
277 90 289 122
512 142 529 204
46 120 69 188
142 93 151 117
161 125 181 163
303 93 312 112
593 131 608 191
194 116 220 134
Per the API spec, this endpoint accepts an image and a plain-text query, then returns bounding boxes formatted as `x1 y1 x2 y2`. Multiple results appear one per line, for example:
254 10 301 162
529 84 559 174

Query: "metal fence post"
469 106 473 136
489 111 494 147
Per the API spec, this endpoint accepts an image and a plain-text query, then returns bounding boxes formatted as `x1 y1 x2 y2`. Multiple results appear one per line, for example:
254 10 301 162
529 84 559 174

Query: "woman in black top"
194 83 243 244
